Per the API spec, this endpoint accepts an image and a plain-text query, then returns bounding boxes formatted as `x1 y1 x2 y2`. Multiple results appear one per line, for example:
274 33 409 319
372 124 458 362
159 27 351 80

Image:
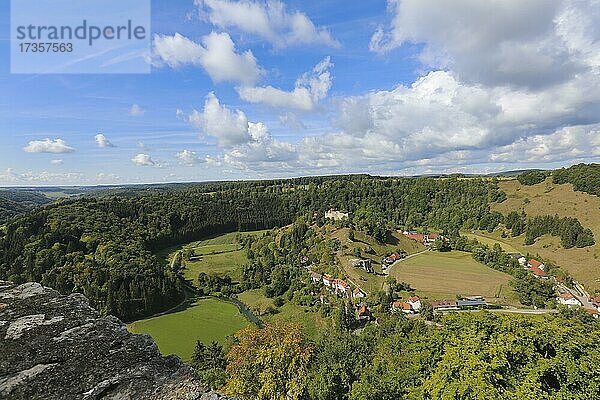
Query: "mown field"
389 251 519 304
127 297 252 362
491 178 600 292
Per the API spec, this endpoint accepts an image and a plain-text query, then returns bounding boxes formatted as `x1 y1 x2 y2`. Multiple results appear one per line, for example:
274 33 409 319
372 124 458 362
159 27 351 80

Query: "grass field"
464 232 522 254
389 251 519 305
491 178 600 292
183 249 248 281
127 297 252 362
237 289 329 340
158 230 270 282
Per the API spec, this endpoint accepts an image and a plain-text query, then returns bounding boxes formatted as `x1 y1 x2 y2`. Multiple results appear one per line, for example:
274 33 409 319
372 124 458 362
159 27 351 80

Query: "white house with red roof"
557 292 581 307
527 259 548 279
406 295 421 311
352 287 367 298
391 301 413 314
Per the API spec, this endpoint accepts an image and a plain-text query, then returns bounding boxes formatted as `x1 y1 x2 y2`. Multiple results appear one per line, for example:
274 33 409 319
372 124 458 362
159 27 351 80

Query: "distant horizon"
0 164 568 189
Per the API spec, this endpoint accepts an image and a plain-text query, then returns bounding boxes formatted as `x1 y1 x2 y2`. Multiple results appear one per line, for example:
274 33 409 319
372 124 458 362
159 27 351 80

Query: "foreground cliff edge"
0 281 232 400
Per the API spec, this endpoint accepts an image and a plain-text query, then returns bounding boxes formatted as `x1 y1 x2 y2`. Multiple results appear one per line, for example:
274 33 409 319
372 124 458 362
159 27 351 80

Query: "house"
352 287 367 298
351 259 374 273
457 299 487 308
429 299 459 311
406 296 422 311
356 305 371 321
528 259 545 271
402 231 444 246
557 292 581 307
391 301 413 314
592 296 600 311
510 253 527 266
322 274 334 287
325 209 349 221
383 252 403 265
310 271 322 284
333 279 351 297
527 259 547 278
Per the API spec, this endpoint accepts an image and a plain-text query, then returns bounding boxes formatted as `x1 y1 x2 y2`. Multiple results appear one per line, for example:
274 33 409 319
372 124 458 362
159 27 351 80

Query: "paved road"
437 308 558 315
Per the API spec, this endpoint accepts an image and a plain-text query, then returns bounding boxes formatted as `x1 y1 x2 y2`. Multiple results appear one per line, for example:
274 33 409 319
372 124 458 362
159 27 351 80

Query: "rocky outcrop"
0 281 232 400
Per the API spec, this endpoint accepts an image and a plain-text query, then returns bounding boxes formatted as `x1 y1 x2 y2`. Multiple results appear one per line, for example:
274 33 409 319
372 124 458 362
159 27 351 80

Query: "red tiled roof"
407 296 420 303
585 308 599 315
429 299 458 308
559 292 574 300
336 279 349 288
406 233 425 242
392 301 411 310
528 259 543 269
528 265 546 277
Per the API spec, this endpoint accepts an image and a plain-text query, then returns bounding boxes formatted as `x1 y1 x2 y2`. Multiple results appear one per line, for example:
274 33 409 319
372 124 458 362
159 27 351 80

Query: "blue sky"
1 0 599 186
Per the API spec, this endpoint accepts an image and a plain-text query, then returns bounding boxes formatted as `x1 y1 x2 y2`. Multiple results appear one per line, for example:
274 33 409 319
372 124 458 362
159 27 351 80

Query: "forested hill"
0 191 53 223
0 176 505 321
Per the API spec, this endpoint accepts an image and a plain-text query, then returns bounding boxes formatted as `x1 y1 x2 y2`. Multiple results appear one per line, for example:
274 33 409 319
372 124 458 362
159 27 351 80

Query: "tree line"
204 311 600 400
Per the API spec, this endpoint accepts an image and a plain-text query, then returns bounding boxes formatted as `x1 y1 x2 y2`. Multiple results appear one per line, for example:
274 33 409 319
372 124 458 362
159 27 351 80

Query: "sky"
1 0 599 186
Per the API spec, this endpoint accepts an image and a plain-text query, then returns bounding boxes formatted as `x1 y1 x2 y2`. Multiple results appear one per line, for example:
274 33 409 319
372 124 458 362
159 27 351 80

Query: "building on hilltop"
325 209 349 221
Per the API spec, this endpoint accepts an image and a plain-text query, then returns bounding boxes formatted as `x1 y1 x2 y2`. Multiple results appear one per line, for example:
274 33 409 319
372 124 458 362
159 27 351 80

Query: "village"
308 213 600 322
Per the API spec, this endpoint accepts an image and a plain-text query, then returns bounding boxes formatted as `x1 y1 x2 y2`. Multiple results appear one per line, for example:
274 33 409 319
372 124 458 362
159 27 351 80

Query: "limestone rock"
0 281 234 400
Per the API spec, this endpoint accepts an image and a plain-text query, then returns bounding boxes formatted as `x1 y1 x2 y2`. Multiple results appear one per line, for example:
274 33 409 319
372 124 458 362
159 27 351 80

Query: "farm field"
389 251 519 305
127 297 252 362
492 178 600 292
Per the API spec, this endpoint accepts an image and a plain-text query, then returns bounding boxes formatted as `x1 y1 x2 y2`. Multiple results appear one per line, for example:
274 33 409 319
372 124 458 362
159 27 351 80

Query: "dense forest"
196 311 600 400
552 163 600 196
0 191 52 223
517 170 549 185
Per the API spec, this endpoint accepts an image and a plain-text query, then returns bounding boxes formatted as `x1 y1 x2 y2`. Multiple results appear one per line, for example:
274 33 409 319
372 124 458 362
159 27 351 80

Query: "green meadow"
127 297 252 362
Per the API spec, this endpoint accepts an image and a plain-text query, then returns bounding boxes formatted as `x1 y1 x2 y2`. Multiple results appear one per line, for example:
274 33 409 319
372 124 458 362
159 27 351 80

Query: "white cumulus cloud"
50 159 64 165
370 0 598 90
23 138 75 154
188 92 251 147
153 32 262 85
196 0 339 49
175 149 210 166
129 104 145 117
131 153 156 166
95 133 114 148
237 56 333 111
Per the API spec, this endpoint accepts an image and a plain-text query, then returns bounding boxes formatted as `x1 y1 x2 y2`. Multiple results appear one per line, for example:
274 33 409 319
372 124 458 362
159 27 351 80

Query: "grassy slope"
388 251 519 305
158 230 270 282
237 289 329 340
127 297 252 362
329 227 427 294
490 178 600 292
